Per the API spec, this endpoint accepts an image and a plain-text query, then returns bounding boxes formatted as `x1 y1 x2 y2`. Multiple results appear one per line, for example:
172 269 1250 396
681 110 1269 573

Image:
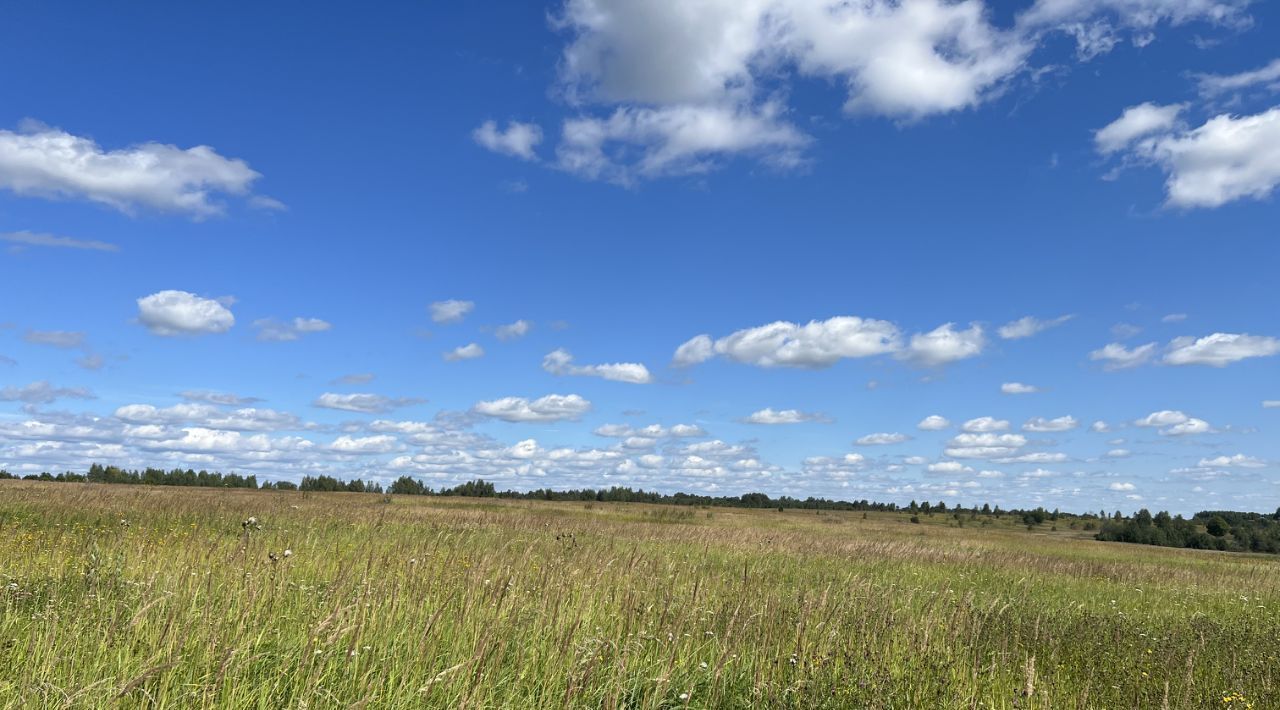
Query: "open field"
1 481 1276 709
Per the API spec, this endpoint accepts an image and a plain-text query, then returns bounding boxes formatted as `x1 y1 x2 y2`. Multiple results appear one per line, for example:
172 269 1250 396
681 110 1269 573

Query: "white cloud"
1134 409 1213 436
1 230 117 252
557 103 810 184
1199 453 1265 468
927 461 973 474
672 334 715 367
430 299 475 324
1101 107 1280 209
1163 333 1280 367
1002 382 1039 395
1091 420 1110 433
1093 102 1185 154
743 408 828 425
444 343 486 362
1196 58 1280 97
313 393 423 414
1265 400 1280 408
1016 0 1251 60
542 348 653 384
253 317 332 342
1023 415 1078 432
945 432 1027 458
1089 342 1157 370
473 120 543 160
473 394 592 423
328 435 400 455
495 320 532 341
0 122 263 217
114 403 298 431
854 432 910 445
701 316 901 369
997 451 1069 463
136 290 235 336
917 415 951 431
1106 448 1131 458
1161 313 1188 323
1108 482 1136 492
558 0 1031 116
0 380 95 404
1135 409 1190 427
902 323 984 366
997 314 1073 339
962 416 1009 433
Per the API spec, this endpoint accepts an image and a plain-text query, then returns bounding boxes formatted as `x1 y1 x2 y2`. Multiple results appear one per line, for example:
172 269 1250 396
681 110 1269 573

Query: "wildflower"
283 549 293 558
679 693 689 702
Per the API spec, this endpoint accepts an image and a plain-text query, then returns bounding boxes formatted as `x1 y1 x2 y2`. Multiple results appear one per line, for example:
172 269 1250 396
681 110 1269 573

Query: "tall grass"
1 481 1275 708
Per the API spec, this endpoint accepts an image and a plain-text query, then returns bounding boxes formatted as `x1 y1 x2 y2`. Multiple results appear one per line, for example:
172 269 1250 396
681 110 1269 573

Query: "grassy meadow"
0 480 1276 709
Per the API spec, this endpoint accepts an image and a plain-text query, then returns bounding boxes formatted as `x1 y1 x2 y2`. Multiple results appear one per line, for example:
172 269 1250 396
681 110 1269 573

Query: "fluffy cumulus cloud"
444 343 486 362
917 415 951 431
0 380 95 404
1134 409 1213 436
1098 105 1280 209
1001 382 1039 394
114 402 300 432
676 316 984 370
697 316 901 369
1163 333 1280 366
743 408 829 425
430 299 474 324
902 323 985 366
253 317 332 342
313 393 424 414
137 290 235 336
945 432 1027 458
997 314 1073 339
542 349 653 384
472 394 592 423
0 121 266 217
477 0 1247 184
472 120 543 160
672 334 715 367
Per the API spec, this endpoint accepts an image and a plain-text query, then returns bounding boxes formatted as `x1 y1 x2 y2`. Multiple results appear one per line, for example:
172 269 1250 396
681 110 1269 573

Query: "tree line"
1095 508 1280 554
4 463 1278 554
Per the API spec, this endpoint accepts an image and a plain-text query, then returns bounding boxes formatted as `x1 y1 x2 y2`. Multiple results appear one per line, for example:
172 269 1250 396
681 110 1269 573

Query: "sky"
1 0 1278 514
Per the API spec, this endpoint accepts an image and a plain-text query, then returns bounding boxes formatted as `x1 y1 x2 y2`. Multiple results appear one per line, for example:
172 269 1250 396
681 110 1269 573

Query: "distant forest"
4 463 1279 554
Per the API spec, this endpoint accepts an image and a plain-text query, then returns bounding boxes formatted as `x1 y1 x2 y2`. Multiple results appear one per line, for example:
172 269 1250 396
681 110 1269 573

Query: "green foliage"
1097 509 1280 553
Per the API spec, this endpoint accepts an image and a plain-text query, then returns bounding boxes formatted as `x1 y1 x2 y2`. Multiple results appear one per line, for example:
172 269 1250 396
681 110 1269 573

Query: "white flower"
283 549 293 558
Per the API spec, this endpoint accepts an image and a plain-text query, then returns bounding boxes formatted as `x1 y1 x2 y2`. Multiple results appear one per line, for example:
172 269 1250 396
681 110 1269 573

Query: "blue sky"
1 0 1278 513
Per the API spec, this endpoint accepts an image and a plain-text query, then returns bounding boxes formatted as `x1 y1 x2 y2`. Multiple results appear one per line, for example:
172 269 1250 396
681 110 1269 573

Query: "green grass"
0 481 1275 708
